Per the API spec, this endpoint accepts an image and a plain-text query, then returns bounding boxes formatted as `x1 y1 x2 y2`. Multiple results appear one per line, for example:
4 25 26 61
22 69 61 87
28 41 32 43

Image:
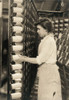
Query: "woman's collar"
44 33 54 39
41 33 54 42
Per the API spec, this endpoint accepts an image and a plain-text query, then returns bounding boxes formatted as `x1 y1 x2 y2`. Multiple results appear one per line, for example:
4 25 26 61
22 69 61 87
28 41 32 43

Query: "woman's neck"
45 33 53 37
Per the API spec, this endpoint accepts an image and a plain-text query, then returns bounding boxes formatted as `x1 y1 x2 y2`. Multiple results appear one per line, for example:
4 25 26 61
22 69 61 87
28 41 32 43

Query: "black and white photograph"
0 0 69 100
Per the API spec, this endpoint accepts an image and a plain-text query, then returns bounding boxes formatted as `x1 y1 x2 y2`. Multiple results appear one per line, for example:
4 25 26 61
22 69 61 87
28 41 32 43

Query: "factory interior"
0 0 69 100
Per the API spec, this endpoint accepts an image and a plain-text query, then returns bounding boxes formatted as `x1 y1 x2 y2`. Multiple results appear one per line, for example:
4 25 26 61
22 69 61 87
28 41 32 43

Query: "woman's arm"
21 55 38 64
13 54 38 64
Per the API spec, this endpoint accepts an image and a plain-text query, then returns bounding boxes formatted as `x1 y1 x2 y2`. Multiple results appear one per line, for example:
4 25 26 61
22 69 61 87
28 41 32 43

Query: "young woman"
13 18 62 100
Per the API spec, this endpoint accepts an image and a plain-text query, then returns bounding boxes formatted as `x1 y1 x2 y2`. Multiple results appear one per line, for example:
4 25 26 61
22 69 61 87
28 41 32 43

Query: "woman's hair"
35 18 53 33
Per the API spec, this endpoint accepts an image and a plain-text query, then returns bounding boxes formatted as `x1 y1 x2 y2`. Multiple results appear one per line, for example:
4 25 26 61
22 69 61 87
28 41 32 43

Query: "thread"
11 82 22 89
11 64 22 70
13 17 23 25
13 7 23 14
12 36 23 42
11 92 21 99
12 44 23 51
13 0 23 3
13 26 23 33
12 73 22 80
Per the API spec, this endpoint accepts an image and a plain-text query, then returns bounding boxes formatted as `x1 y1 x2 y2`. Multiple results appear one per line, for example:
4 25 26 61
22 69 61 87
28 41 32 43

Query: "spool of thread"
55 33 58 35
15 78 21 82
11 64 22 70
15 3 22 7
59 33 62 39
59 45 62 50
55 24 58 27
60 20 63 23
66 60 69 66
13 0 23 3
59 24 63 27
13 17 23 25
55 29 58 31
55 20 58 23
64 24 68 26
11 92 21 99
12 54 20 61
12 36 23 42
13 7 24 14
11 82 22 89
13 26 23 33
64 19 69 22
12 44 23 51
12 73 22 80
59 28 63 31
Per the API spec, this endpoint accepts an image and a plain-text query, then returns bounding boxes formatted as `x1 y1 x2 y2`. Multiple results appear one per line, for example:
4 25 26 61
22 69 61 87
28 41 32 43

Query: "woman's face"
37 25 47 37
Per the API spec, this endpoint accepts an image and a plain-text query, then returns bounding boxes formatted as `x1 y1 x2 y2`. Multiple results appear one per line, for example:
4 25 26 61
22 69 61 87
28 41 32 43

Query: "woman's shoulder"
46 34 54 42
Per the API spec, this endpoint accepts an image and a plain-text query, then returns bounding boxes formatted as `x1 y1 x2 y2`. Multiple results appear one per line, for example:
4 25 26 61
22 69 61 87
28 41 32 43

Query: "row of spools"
10 0 26 99
53 18 69 66
53 18 69 37
55 18 69 66
57 25 69 66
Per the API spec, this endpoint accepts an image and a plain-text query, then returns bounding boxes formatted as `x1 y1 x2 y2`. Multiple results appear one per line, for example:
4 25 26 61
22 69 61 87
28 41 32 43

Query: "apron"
38 63 62 100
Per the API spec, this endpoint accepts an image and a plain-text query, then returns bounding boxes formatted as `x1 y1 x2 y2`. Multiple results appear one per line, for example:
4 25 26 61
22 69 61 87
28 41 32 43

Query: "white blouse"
36 34 57 65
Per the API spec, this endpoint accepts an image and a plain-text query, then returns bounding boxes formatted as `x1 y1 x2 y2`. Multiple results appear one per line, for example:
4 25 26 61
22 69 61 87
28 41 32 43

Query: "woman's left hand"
18 54 26 61
12 54 25 63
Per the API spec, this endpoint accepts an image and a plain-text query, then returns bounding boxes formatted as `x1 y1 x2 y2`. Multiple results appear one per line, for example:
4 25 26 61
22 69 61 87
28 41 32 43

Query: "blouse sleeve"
36 39 55 65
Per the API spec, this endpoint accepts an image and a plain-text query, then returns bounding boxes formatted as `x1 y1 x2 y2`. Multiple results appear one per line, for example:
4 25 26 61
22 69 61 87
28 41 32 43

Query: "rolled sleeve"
36 56 42 65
